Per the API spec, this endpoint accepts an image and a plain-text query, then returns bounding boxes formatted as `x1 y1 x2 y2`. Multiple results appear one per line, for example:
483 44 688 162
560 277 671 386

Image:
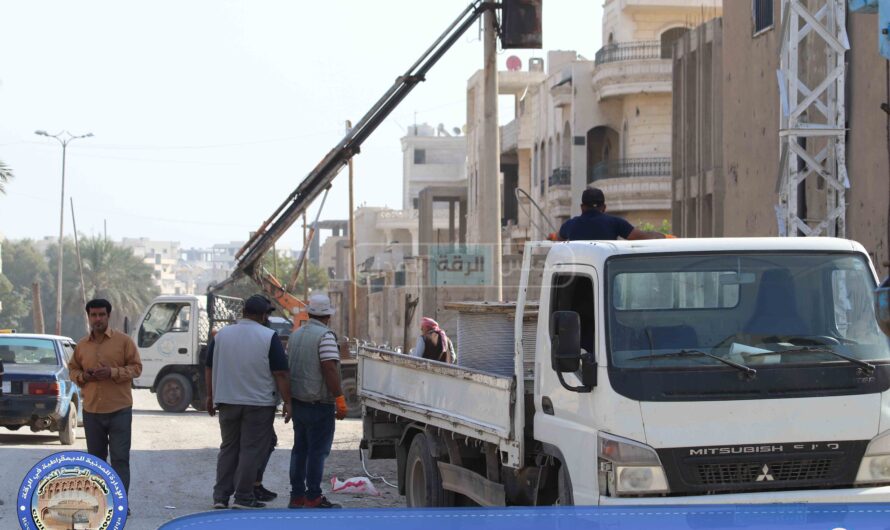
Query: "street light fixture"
34 130 94 335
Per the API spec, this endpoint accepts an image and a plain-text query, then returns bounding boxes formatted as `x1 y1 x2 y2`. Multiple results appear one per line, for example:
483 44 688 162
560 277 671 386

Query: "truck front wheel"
405 433 446 508
156 373 192 413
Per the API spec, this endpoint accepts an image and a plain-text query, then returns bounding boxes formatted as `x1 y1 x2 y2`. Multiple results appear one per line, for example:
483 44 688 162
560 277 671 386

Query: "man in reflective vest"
287 293 348 509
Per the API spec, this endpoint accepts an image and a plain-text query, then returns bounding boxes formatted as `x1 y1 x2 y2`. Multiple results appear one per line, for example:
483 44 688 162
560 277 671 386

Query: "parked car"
0 333 82 445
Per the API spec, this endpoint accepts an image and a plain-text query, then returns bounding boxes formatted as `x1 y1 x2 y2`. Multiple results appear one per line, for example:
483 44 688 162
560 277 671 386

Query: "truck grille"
695 458 834 485
657 441 868 494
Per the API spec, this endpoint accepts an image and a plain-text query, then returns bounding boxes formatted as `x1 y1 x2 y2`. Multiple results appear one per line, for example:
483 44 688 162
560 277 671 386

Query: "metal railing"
594 41 662 65
548 167 571 186
587 157 671 183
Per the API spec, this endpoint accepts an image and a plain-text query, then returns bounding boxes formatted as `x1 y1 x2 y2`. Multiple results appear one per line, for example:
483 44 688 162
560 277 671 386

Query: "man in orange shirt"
69 298 142 500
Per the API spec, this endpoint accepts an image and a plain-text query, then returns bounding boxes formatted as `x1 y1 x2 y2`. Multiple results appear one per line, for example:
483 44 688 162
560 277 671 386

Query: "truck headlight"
597 432 670 496
856 430 890 484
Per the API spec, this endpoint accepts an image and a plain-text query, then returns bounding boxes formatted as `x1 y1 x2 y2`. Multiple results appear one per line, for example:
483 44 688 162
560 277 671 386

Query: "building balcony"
592 41 672 100
549 167 571 186
550 82 573 108
586 158 672 214
547 167 572 219
588 157 671 182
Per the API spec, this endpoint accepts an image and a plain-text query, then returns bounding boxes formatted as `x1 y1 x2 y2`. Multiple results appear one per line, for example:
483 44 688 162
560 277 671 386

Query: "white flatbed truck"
360 238 890 506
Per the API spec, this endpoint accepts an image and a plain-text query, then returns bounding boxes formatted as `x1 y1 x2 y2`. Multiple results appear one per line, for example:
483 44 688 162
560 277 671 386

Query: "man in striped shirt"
286 293 348 509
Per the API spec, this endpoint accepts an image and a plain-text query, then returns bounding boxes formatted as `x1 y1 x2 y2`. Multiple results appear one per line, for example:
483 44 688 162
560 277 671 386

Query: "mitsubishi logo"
755 464 774 482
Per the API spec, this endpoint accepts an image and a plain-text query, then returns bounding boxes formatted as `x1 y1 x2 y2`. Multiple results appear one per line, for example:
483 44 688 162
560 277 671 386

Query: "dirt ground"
0 389 404 529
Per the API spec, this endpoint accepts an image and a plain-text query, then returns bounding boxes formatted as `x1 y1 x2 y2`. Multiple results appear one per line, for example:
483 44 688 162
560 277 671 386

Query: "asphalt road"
0 389 404 529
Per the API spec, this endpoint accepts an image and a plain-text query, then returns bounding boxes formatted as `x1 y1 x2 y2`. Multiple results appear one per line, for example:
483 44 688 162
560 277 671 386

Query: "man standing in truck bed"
558 188 667 241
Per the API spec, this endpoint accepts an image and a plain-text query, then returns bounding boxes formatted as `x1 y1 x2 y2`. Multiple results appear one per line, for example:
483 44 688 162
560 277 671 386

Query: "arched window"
660 27 689 59
587 126 620 182
561 121 572 169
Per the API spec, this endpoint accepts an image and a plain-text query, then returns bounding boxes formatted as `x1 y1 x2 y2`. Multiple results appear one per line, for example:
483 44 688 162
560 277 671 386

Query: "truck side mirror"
550 310 596 392
876 277 890 337
550 311 581 372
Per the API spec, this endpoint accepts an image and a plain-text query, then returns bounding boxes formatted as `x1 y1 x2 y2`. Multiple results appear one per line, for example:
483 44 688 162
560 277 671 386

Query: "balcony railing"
549 167 571 186
588 157 671 183
594 41 662 66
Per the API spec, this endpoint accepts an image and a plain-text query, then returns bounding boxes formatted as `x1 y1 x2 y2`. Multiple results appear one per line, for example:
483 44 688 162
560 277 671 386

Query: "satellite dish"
506 55 522 71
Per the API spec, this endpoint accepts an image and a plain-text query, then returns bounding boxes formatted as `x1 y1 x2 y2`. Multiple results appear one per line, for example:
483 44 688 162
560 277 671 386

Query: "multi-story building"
401 123 467 210
467 0 721 252
673 2 888 272
120 237 186 295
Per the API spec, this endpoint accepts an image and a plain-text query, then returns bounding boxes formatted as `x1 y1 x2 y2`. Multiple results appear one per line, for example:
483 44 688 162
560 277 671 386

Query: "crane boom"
212 1 493 293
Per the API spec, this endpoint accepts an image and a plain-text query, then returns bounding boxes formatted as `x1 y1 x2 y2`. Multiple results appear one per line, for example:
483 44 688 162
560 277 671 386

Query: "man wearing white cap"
286 293 348 509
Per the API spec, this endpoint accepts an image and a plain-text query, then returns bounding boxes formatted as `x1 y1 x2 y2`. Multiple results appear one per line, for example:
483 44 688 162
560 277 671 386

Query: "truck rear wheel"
157 373 192 413
405 433 446 507
59 402 77 445
341 376 361 418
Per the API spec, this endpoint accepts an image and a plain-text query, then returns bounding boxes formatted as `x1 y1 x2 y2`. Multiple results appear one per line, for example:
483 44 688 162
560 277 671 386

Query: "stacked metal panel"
450 302 538 378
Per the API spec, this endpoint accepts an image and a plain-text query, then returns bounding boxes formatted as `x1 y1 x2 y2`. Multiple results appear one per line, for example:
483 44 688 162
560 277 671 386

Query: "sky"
0 1 602 250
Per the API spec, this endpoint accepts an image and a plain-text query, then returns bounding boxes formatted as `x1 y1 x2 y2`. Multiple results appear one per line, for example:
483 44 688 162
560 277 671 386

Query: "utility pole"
346 120 358 339
302 213 309 301
481 8 503 301
70 198 89 333
35 130 93 335
31 282 45 334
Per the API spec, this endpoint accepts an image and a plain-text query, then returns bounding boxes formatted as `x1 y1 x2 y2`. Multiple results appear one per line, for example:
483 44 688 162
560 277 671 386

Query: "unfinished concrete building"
673 2 889 274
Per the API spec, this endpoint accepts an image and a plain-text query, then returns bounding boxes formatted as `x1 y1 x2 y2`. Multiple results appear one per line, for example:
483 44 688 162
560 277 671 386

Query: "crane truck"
130 1 515 412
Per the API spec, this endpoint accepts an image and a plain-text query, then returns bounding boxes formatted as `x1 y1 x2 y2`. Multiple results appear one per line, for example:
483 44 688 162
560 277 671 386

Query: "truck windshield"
606 252 890 370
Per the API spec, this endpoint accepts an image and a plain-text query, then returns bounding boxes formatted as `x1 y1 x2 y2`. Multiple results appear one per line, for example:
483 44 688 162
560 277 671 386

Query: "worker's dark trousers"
213 404 275 503
256 429 278 483
83 407 133 495
289 400 336 501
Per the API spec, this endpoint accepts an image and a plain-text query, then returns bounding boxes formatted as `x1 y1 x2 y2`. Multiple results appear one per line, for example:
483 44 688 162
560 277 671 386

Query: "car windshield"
0 337 59 365
607 252 890 369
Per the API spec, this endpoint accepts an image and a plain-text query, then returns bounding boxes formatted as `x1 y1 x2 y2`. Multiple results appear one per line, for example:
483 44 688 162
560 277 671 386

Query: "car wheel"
156 373 193 413
59 402 77 445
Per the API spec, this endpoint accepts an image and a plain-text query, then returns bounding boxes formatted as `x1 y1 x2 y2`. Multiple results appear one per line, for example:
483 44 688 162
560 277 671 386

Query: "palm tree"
0 159 12 195
49 236 159 337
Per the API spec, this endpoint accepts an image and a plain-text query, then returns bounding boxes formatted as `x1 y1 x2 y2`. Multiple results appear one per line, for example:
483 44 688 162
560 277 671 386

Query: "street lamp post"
35 130 93 335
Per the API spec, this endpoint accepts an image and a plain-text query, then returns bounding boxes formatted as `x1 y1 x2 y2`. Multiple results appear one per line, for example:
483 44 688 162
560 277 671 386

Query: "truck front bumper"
598 486 890 506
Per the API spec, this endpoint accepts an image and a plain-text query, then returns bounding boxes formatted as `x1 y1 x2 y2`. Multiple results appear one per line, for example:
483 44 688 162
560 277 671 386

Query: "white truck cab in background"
132 294 241 412
360 238 890 507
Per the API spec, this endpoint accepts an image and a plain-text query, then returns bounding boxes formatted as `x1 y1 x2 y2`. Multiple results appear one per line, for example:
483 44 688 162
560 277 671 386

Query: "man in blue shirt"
558 188 667 241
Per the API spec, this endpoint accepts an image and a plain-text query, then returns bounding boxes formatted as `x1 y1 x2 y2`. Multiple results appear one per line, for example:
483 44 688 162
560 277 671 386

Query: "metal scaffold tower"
777 0 850 237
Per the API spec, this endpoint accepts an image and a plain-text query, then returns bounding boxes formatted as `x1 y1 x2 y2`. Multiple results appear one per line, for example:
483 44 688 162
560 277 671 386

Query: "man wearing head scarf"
410 317 455 364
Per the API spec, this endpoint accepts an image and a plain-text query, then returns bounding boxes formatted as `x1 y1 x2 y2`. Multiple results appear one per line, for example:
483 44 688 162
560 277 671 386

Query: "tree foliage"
0 159 12 195
637 219 673 235
0 237 159 338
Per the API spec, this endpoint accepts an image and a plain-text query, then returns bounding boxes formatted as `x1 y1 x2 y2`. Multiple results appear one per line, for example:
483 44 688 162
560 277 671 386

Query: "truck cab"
540 237 890 504
132 295 209 412
360 238 890 506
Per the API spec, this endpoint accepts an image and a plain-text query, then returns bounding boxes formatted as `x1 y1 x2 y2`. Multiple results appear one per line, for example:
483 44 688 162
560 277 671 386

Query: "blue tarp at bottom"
158 503 890 530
